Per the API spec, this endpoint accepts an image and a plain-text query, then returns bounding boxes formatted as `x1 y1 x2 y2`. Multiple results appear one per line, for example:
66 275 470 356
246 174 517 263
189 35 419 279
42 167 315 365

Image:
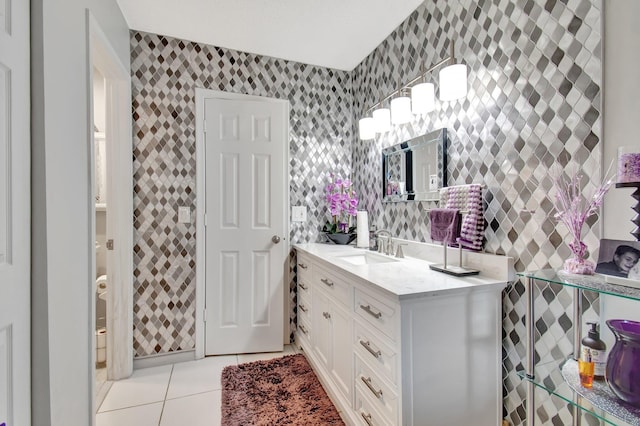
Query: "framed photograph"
595 239 640 280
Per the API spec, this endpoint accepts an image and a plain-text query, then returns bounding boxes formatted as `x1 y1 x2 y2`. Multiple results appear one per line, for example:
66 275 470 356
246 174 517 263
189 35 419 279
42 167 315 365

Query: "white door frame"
87 11 133 382
194 88 290 359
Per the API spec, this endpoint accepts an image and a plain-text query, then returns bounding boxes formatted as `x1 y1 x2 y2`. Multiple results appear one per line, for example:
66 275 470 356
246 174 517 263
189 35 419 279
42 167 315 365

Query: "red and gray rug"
221 353 345 425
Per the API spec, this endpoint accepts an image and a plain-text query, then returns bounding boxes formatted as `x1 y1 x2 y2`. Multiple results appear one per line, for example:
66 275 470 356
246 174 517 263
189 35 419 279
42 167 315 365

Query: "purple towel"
429 208 461 244
439 184 484 250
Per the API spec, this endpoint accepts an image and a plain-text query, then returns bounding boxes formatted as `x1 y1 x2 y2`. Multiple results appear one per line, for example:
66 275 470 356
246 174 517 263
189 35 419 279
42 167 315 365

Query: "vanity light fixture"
411 63 435 115
411 81 435 115
372 106 391 133
358 116 376 140
439 63 467 101
390 89 412 124
356 39 467 139
434 40 467 101
439 66 467 102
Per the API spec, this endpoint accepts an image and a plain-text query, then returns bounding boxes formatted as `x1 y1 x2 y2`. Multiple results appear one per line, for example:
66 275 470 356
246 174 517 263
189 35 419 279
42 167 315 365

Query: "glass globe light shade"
372 108 391 133
411 82 435 114
390 96 412 124
358 117 376 140
439 63 467 101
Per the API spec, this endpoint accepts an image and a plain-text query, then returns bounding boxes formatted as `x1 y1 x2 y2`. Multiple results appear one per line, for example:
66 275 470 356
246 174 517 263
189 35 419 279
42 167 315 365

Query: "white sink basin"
336 251 399 265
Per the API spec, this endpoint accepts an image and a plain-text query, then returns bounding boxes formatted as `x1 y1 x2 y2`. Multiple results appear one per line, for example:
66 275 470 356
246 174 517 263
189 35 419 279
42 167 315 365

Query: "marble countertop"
294 243 509 300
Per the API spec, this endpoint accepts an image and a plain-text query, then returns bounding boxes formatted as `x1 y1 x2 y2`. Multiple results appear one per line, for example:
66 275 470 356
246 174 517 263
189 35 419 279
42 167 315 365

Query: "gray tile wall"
130 31 353 356
131 0 604 422
351 0 602 424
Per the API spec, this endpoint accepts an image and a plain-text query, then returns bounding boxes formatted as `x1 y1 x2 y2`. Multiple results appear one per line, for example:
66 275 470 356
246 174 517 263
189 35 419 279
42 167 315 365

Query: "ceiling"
116 0 424 71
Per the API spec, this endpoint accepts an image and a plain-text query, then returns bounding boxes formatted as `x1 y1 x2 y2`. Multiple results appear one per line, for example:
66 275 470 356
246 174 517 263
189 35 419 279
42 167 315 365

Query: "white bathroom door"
204 96 287 355
0 0 31 425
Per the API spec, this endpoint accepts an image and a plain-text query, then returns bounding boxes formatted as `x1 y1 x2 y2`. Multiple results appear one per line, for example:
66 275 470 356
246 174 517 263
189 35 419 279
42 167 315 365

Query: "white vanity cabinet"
294 243 510 426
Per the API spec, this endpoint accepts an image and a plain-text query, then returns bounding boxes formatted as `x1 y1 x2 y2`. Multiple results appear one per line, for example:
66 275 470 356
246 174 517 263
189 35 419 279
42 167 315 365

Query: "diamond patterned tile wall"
351 0 602 424
130 31 353 357
131 0 604 422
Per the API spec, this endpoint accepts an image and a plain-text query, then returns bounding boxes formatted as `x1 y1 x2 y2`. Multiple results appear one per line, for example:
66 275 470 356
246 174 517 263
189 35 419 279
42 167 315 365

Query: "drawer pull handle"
321 278 334 287
360 304 382 319
299 324 308 335
299 283 308 291
359 340 382 359
298 263 308 269
299 304 308 313
323 311 331 319
361 412 374 426
361 376 383 399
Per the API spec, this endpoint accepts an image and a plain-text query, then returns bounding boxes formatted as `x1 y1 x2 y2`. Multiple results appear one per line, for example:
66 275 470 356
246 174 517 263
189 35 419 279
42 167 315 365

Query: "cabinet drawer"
354 386 393 426
354 321 398 386
297 316 312 349
355 354 398 425
354 288 397 340
296 253 312 285
313 265 352 308
297 296 311 326
297 271 312 299
297 277 311 306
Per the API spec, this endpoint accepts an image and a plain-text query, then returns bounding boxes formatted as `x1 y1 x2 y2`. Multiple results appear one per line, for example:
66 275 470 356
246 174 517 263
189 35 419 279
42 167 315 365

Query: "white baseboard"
133 349 196 370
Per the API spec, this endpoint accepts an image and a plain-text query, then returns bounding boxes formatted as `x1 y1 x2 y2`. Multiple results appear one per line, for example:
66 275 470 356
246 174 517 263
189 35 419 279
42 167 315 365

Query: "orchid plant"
552 165 614 274
322 173 359 234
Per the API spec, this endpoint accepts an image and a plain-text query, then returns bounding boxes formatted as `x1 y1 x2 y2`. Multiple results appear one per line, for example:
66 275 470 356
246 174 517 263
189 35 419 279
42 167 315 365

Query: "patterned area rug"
221 353 345 425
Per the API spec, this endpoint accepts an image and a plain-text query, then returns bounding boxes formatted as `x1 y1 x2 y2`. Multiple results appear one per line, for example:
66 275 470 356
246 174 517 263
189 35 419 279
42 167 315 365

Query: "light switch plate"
429 174 438 191
178 206 191 223
292 206 306 222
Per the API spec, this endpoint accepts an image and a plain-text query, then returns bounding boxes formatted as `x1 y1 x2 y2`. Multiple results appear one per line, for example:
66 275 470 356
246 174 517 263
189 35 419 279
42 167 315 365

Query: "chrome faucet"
375 229 393 256
395 243 407 258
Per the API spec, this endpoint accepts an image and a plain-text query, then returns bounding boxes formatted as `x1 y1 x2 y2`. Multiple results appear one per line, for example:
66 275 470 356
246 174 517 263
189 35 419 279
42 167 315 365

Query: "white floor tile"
236 344 297 364
160 391 221 426
96 379 113 412
99 364 173 412
96 402 163 426
99 345 300 424
166 355 236 399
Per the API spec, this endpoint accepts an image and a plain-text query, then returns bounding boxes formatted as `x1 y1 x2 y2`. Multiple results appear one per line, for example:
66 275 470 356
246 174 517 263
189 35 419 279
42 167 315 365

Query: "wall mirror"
382 128 447 203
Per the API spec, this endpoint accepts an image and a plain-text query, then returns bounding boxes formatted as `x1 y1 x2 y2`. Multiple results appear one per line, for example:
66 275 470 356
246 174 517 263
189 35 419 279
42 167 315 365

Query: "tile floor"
96 345 299 426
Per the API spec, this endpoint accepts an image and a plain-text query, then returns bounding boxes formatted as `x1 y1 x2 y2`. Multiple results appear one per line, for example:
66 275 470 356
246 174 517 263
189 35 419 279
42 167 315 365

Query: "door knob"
272 235 281 244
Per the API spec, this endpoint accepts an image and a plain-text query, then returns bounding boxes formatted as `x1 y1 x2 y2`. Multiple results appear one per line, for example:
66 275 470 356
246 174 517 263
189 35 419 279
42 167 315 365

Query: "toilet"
95 275 108 366
96 274 107 301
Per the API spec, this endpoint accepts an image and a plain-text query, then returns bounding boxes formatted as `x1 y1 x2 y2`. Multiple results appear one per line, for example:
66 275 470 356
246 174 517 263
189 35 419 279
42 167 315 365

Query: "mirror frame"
381 128 448 203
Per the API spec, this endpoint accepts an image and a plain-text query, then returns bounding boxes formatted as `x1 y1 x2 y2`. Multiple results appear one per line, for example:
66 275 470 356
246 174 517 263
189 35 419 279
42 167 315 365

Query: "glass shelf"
517 358 640 425
517 269 640 302
518 268 640 425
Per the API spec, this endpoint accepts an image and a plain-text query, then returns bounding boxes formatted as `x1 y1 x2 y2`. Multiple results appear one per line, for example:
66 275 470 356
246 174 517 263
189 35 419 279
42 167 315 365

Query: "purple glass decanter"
606 319 640 408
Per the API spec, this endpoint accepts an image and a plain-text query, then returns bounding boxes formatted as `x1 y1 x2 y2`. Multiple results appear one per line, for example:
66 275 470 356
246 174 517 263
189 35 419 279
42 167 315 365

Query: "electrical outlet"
292 206 307 222
178 206 191 224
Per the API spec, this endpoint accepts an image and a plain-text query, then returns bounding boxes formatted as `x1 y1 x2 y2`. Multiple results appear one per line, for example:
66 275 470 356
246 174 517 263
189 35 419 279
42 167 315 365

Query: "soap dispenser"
579 322 607 387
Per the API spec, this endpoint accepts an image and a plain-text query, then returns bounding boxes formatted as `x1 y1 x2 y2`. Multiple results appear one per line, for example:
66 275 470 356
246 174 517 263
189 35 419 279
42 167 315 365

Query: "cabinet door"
312 289 331 370
331 303 353 404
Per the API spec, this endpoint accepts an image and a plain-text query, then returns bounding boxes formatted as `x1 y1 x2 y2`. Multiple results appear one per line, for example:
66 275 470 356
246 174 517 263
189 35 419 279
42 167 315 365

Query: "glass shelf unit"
518 269 640 302
516 359 640 425
516 269 640 426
